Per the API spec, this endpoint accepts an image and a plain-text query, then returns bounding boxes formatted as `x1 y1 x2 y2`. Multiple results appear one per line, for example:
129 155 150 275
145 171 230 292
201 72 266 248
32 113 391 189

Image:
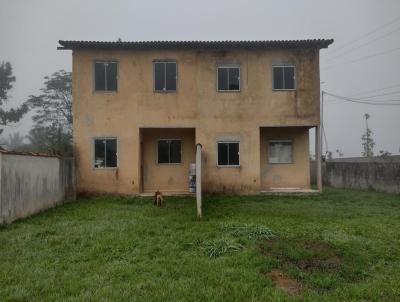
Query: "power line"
328 15 400 55
323 46 400 70
324 91 400 106
348 83 400 97
358 90 400 99
326 25 400 61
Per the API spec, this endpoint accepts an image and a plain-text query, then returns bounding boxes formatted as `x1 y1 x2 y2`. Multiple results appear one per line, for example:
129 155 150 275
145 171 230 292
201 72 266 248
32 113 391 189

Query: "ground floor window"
157 139 182 164
269 140 293 164
217 142 240 166
94 138 117 168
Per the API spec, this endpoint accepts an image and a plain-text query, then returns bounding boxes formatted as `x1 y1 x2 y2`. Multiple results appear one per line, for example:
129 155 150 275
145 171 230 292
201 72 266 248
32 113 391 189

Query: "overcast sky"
1 0 399 157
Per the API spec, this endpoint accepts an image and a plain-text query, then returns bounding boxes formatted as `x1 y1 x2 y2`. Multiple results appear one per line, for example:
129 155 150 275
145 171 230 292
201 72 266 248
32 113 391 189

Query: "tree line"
0 61 72 156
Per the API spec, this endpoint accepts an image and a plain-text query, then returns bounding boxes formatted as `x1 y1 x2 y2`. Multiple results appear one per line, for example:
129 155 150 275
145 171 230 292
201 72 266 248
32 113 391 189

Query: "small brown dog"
154 190 164 207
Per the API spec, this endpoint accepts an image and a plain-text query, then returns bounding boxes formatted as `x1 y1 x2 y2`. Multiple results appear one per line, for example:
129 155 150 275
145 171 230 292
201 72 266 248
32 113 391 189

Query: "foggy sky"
1 0 399 157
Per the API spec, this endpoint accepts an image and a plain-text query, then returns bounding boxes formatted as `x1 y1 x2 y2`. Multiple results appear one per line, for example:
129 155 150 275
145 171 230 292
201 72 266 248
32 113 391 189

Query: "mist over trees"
25 70 72 156
0 63 72 156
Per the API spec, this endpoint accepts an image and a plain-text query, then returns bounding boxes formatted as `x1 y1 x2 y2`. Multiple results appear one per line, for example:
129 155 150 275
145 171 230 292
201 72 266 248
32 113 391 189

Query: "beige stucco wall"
260 127 310 190
141 128 195 192
72 48 320 195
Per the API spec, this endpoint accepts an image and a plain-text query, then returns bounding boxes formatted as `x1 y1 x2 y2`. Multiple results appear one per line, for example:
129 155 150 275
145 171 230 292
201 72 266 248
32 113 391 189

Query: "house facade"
58 39 333 195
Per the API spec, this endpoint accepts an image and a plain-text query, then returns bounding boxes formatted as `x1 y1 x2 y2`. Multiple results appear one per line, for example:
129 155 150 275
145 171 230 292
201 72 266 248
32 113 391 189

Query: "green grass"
0 188 399 301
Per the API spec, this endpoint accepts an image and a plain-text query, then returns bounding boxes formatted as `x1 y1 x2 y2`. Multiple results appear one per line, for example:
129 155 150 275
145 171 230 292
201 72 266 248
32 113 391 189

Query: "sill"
272 89 296 91
217 90 241 93
93 90 118 94
157 162 182 165
93 167 118 170
217 165 241 168
154 90 177 94
268 162 294 165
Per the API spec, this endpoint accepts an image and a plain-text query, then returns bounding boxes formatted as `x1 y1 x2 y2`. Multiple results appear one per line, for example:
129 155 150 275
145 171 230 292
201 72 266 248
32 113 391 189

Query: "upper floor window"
94 61 118 92
217 66 240 91
272 66 295 90
217 141 240 166
157 139 181 164
94 138 118 168
154 61 177 92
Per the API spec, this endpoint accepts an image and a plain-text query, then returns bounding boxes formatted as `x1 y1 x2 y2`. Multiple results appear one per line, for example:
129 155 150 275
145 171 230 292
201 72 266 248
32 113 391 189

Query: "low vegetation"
0 188 399 301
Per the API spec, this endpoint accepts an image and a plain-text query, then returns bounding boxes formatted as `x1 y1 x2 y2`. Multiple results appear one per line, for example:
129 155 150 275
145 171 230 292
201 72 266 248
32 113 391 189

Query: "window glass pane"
228 143 239 165
218 143 229 165
170 140 181 163
269 143 279 163
94 62 106 91
157 140 170 163
165 62 177 91
228 68 240 90
105 139 117 167
106 62 118 91
94 139 105 168
218 68 228 91
280 142 293 163
284 67 295 89
273 67 284 90
154 62 165 91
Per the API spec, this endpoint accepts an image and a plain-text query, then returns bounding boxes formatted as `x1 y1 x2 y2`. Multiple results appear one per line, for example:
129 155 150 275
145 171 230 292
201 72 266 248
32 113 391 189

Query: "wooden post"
195 143 202 218
316 125 322 192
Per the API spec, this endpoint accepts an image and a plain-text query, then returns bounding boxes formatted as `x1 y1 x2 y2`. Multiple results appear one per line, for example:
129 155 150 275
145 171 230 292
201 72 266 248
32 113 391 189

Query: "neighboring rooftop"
58 39 334 51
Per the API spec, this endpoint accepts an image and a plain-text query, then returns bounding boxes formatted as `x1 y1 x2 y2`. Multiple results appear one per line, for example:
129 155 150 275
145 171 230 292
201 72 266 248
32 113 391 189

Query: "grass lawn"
0 188 400 301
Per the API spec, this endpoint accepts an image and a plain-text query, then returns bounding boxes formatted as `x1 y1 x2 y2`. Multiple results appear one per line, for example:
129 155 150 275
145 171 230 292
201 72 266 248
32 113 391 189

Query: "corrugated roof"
58 39 334 51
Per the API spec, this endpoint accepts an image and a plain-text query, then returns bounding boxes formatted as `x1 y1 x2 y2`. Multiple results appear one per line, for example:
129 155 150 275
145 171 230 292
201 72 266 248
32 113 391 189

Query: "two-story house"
58 39 333 195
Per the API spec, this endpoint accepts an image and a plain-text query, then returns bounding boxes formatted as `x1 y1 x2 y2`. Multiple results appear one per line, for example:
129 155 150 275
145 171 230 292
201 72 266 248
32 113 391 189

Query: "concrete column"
196 143 202 218
316 126 322 192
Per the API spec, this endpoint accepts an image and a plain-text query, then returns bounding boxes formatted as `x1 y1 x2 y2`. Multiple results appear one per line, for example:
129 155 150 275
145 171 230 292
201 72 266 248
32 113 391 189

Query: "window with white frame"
272 66 295 90
94 61 118 91
217 142 240 166
157 140 181 164
154 61 177 92
268 140 293 164
94 138 117 168
217 66 240 91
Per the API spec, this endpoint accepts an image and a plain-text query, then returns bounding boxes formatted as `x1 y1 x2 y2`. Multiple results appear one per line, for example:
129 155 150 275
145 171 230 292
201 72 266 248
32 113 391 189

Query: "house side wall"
72 49 320 194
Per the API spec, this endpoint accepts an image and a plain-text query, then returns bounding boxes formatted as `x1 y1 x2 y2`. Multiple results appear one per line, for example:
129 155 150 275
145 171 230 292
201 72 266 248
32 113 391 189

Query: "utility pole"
316 90 323 192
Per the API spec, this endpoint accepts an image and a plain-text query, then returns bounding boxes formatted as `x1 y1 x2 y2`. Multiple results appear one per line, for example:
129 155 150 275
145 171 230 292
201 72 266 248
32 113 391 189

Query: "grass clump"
222 222 275 240
188 238 243 258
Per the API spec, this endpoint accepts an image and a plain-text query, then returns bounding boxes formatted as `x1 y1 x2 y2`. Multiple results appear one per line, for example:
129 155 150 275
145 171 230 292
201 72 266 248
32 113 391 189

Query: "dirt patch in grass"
262 239 342 272
261 239 345 292
265 270 302 295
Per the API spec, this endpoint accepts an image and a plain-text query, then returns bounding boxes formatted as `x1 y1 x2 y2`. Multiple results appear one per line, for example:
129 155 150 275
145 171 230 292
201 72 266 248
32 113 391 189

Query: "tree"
25 70 72 156
27 126 72 156
361 113 375 157
0 61 29 135
7 132 25 150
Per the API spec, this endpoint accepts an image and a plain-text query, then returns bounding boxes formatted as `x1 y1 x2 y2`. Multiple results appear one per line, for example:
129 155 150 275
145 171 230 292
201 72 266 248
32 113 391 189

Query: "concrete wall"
324 162 400 194
0 153 76 224
72 48 321 194
310 160 400 194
